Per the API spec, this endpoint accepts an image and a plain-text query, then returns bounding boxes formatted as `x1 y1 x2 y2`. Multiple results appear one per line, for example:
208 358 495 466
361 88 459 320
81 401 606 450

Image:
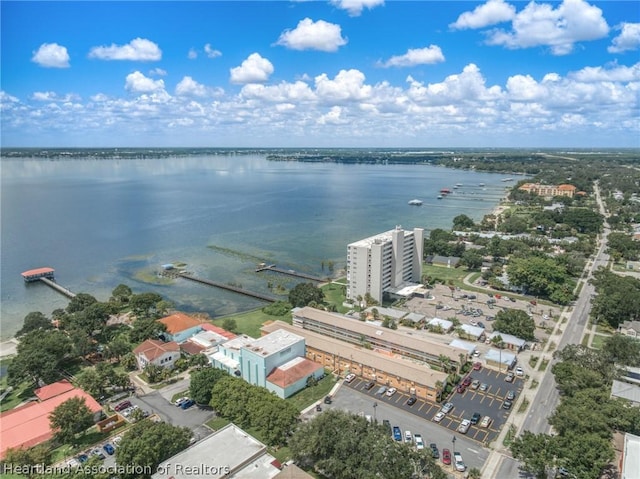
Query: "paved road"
493 181 611 479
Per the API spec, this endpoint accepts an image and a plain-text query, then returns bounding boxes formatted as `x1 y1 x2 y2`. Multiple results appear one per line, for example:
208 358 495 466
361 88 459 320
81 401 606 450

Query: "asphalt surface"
314 379 491 473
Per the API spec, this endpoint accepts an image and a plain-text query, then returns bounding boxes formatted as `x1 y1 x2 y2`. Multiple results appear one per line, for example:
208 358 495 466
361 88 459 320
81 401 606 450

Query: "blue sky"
1 0 639 147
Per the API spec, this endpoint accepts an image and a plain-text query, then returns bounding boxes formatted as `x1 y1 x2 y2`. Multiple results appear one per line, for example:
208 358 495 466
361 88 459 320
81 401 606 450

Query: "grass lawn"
286 373 337 411
206 416 231 431
213 309 292 338
321 283 349 313
595 323 615 335
0 360 37 413
590 334 607 350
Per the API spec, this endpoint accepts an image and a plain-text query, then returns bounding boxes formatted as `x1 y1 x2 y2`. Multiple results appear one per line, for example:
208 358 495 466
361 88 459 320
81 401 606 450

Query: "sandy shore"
0 338 19 358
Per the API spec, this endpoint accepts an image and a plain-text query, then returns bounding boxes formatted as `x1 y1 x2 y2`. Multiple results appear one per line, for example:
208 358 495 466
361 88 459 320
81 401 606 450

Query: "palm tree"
491 334 505 372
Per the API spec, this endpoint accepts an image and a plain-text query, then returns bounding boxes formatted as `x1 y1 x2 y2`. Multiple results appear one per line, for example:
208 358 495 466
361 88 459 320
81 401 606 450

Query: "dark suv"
470 412 481 425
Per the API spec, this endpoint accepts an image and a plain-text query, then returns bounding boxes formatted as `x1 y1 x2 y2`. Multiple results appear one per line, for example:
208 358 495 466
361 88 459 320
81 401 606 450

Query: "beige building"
133 339 180 370
518 183 577 198
291 306 468 370
262 320 449 402
347 226 424 303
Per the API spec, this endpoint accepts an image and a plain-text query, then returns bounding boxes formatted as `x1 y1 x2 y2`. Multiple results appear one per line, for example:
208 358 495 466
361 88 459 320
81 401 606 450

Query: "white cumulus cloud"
330 0 384 17
89 38 162 61
175 76 208 97
380 45 445 68
315 69 372 102
230 53 274 84
485 0 609 55
31 43 70 68
609 23 640 53
125 71 165 93
450 0 515 30
276 18 347 52
188 48 198 60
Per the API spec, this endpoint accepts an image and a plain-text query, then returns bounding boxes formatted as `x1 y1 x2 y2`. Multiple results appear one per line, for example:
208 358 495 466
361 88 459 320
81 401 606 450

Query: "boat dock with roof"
21 267 76 298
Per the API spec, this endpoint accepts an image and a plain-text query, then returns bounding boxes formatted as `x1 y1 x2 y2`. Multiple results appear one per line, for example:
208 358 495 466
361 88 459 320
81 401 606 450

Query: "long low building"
262 321 449 402
291 306 469 371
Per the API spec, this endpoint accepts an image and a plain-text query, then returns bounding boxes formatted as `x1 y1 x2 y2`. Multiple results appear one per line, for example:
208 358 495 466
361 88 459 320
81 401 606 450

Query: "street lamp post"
452 435 456 453
373 402 377 423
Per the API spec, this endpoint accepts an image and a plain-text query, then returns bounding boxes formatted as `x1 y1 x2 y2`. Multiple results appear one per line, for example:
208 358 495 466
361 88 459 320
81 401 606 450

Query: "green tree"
49 397 94 446
7 329 71 386
129 318 167 343
602 334 640 367
105 336 132 361
590 271 640 328
493 308 536 341
16 312 52 337
129 292 165 319
115 421 191 479
510 431 555 479
143 363 164 383
288 283 325 308
221 318 238 333
506 256 568 298
75 367 106 398
110 284 133 304
2 444 52 478
460 250 484 270
189 367 227 405
66 293 98 314
452 214 475 230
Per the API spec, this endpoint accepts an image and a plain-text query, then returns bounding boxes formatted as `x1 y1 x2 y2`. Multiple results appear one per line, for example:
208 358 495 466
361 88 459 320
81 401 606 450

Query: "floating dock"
175 272 277 302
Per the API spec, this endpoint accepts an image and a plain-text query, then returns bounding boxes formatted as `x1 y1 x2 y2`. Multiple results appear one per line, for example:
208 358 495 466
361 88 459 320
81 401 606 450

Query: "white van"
454 452 466 472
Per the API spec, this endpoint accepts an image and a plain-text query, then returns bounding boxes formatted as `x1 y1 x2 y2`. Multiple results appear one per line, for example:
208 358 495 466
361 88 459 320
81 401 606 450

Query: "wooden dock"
255 264 326 282
38 277 76 299
176 272 277 302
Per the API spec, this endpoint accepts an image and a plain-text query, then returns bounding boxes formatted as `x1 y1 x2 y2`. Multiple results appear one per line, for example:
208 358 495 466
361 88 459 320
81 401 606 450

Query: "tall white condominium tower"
347 226 424 304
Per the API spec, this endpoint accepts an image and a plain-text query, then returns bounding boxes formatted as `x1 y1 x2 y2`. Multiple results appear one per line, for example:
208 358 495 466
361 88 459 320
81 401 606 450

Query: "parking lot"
312 381 490 473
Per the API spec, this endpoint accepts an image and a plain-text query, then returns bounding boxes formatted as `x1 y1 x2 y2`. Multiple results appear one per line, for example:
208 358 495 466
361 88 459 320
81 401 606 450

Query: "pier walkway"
255 264 326 282
39 277 76 299
176 272 277 303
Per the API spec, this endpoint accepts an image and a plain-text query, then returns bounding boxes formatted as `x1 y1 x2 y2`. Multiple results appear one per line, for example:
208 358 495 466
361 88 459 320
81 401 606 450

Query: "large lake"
1 154 510 339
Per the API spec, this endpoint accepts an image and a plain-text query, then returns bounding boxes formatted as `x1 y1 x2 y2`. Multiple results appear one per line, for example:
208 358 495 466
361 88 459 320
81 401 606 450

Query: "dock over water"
255 264 326 282
172 272 278 302
21 267 76 298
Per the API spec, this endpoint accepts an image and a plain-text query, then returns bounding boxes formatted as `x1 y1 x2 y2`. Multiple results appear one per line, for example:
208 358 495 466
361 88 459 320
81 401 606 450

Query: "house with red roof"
0 380 102 459
133 339 180 370
158 312 203 343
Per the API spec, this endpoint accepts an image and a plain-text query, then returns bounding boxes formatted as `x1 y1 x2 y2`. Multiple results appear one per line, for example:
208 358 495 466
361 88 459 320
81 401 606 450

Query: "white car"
470 319 478 326
404 430 412 443
385 387 397 397
457 419 471 434
433 411 445 423
480 416 492 428
344 373 356 383
454 452 466 472
414 434 425 450
441 402 454 414
516 367 524 376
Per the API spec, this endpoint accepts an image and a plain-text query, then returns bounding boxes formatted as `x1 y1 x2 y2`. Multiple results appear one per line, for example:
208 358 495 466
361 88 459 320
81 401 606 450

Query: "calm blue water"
1 154 509 339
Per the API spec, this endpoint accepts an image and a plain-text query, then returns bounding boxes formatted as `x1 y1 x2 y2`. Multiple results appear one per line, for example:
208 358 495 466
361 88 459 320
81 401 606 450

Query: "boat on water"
440 188 452 195
408 199 423 206
456 183 463 187
479 183 485 187
502 178 514 182
437 195 443 199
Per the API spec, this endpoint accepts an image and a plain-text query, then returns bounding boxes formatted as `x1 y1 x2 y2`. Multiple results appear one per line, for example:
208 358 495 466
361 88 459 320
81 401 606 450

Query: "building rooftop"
21 267 55 278
611 380 640 405
151 423 281 479
0 382 102 459
488 331 527 347
220 334 256 351
348 226 420 248
449 339 477 355
460 324 485 338
190 330 229 348
267 357 324 388
242 329 304 357
484 348 517 365
133 339 180 361
622 433 640 479
273 464 314 479
293 307 468 364
262 321 449 389
158 312 203 335
201 323 237 340
34 379 75 401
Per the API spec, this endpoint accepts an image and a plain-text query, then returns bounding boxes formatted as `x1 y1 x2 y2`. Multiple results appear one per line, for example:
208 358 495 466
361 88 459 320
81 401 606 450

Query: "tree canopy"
189 367 228 405
590 270 640 328
49 397 94 446
7 329 72 386
288 283 325 308
16 312 53 337
493 308 536 341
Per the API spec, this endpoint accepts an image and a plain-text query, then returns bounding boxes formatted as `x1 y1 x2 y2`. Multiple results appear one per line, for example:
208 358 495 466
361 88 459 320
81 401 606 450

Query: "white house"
133 339 180 370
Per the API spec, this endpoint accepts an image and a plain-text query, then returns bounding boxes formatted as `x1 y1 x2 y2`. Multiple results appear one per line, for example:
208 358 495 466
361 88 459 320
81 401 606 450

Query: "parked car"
473 361 482 370
344 373 356 383
365 381 375 390
506 390 516 400
462 376 472 387
114 400 132 412
470 379 480 390
174 396 189 406
456 384 466 394
112 436 122 447
441 402 454 414
406 396 417 406
502 400 513 410
180 399 195 410
470 412 481 425
376 385 387 395
385 387 397 397
404 430 412 443
430 443 439 459
479 383 488 392
414 434 425 450
103 443 115 456
457 419 471 434
442 448 451 465
66 458 80 468
470 319 478 326
76 454 89 464
392 426 402 441
454 452 466 472
315 404 322 412
433 411 445 422
516 367 524 376
480 416 492 428
505 372 515 382
477 322 485 328
90 448 105 460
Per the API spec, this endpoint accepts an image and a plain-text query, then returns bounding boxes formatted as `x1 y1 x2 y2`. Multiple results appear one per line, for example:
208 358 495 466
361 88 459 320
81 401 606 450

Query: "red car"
114 400 132 412
442 448 451 465
456 384 466 394
473 362 482 371
462 376 472 387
